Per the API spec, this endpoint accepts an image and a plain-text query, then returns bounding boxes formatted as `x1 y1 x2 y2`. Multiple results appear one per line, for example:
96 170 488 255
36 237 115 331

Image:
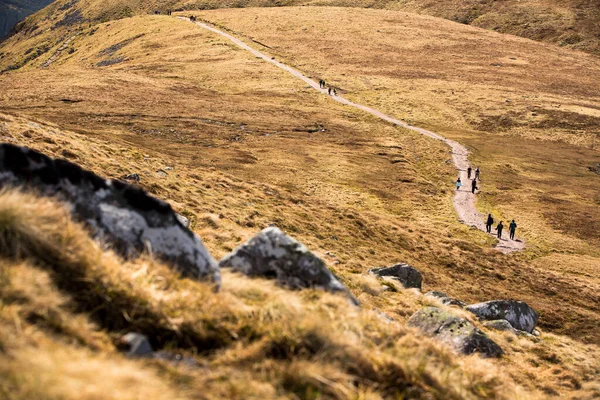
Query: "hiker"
475 167 480 180
471 179 477 194
486 214 494 233
456 177 462 190
467 166 472 179
328 87 332 95
333 88 337 96
496 221 504 239
509 220 517 240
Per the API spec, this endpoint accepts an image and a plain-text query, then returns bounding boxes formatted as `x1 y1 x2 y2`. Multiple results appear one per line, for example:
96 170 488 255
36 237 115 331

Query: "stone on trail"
0 144 220 285
219 227 359 305
466 300 539 333
408 307 503 358
368 263 422 290
424 291 466 307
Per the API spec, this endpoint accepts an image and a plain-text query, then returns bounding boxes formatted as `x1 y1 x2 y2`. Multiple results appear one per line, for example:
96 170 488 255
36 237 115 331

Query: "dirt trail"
183 17 525 253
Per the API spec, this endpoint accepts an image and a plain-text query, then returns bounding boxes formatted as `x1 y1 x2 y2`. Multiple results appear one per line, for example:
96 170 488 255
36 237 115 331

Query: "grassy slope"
0 6 598 399
1 115 599 399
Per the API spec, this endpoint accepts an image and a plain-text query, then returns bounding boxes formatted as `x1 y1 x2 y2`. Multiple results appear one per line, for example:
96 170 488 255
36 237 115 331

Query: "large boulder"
369 263 422 290
219 227 358 305
466 300 538 333
408 307 503 358
0 144 220 284
424 291 466 307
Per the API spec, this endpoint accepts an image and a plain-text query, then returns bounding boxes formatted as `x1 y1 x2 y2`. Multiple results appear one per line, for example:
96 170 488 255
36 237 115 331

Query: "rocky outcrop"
424 291 466 307
369 263 422 290
408 307 503 358
0 144 219 284
219 227 358 305
466 300 538 333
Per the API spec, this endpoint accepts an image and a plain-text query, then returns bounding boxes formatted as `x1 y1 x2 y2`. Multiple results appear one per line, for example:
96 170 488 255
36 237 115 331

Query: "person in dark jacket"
467 166 472 179
486 214 494 233
475 167 480 180
496 221 504 239
471 179 477 194
509 220 517 240
328 87 332 95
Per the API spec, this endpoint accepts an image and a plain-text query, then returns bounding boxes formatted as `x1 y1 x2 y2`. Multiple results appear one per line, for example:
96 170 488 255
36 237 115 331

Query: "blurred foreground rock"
0 144 220 284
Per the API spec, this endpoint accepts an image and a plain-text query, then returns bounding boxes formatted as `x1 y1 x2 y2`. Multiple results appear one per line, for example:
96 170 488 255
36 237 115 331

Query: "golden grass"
0 5 599 398
0 9 598 342
0 189 536 399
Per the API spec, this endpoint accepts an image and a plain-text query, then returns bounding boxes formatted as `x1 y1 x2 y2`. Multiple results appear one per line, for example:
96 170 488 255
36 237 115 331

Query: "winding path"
182 17 525 253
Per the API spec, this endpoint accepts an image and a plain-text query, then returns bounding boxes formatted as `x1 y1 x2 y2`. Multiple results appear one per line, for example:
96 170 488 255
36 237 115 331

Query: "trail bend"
181 17 525 254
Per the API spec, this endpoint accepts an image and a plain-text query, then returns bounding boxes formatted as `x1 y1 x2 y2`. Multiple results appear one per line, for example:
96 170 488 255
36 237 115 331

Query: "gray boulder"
0 144 220 285
466 300 538 333
219 227 358 305
408 307 503 358
424 291 466 307
369 263 422 290
121 333 154 357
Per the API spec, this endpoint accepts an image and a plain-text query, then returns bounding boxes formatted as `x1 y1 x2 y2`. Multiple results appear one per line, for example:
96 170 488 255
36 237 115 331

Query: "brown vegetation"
0 3 598 399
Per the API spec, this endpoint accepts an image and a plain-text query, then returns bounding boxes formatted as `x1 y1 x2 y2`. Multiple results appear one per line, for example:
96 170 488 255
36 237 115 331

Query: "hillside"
0 2 599 399
0 0 53 39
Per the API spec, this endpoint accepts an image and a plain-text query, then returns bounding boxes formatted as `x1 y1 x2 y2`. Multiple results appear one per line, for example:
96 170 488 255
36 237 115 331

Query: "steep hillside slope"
2 0 600 56
0 4 599 399
0 0 53 39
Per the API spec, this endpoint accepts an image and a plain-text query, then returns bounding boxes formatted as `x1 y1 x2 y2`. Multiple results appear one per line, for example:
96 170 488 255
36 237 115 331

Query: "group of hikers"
319 80 337 96
487 215 518 240
456 165 519 241
455 165 480 194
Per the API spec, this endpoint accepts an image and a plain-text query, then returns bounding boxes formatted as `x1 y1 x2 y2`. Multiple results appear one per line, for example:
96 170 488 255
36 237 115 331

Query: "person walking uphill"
471 179 477 194
467 166 472 179
509 220 517 240
486 214 494 233
475 167 480 180
456 177 462 190
496 221 504 239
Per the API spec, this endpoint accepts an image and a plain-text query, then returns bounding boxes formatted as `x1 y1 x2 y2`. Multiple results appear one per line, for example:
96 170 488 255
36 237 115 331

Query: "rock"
466 300 538 333
219 227 358 305
424 291 466 307
122 173 140 182
483 319 516 332
176 213 190 228
121 333 154 357
0 144 220 284
408 307 503 358
368 263 422 290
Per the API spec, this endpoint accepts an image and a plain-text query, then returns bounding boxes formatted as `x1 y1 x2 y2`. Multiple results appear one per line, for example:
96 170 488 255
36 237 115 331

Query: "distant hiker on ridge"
475 167 480 180
456 177 462 190
486 214 494 233
333 88 337 96
328 87 332 95
467 165 472 179
496 221 504 239
509 220 517 240
471 179 477 194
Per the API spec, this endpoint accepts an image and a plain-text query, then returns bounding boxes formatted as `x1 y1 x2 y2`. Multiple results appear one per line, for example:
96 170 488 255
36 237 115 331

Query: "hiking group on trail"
319 79 338 96
459 166 519 242
486 216 518 240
